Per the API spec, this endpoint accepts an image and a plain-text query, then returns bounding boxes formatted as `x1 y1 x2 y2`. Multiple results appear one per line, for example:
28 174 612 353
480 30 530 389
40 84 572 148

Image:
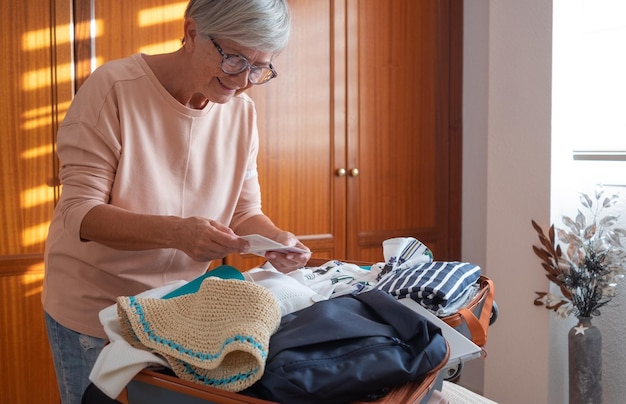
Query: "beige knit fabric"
117 277 281 392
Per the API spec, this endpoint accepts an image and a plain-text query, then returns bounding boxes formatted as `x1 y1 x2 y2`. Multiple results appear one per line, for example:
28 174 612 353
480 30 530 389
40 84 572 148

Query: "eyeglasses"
208 37 277 85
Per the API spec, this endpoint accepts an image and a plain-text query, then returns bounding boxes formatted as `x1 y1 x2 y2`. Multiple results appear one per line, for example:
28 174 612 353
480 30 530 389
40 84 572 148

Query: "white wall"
464 1 626 403
462 1 553 402
551 1 626 403
458 0 488 393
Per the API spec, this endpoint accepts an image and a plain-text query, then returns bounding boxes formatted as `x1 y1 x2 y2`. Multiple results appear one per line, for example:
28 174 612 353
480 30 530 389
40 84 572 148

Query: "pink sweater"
43 54 264 337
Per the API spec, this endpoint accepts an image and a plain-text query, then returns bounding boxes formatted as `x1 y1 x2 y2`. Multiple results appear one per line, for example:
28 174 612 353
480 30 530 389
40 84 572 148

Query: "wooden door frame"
446 0 463 259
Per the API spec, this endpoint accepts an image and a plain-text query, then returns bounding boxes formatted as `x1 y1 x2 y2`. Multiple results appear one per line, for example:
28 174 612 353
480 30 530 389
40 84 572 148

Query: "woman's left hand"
265 232 311 273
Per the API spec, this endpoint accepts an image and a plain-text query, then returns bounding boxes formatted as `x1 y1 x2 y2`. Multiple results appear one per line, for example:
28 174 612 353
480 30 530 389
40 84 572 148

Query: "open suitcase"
438 275 497 381
84 257 494 404
441 275 496 348
117 344 449 404
86 319 450 404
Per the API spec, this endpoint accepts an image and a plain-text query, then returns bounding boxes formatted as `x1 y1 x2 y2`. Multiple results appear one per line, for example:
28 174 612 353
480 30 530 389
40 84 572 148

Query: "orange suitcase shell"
440 275 496 348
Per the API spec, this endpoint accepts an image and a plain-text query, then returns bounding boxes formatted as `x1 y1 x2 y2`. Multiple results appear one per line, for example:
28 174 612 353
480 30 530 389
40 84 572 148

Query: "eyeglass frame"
205 36 278 85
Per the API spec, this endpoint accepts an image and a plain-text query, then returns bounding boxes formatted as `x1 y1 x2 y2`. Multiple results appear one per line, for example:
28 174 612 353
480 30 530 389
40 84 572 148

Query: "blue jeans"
44 312 107 404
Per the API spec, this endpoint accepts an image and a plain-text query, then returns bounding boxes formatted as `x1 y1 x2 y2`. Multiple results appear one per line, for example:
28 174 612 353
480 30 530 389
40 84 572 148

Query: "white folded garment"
289 260 379 298
89 281 186 399
244 267 327 316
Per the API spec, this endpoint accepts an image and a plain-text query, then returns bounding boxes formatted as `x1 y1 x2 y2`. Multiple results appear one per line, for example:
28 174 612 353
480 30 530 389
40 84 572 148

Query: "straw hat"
117 277 281 392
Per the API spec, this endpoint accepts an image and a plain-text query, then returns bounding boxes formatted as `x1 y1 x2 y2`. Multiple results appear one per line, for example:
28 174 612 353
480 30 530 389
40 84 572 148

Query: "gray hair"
185 0 291 53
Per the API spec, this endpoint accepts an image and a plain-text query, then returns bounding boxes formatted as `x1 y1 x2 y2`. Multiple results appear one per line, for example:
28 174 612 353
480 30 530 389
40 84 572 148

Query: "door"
0 0 71 401
229 0 462 268
76 0 461 270
345 0 462 262
79 0 346 270
228 0 347 269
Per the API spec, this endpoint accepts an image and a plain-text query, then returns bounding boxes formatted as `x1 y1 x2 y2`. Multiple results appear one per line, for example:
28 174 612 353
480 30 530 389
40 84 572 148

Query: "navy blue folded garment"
243 290 447 404
373 261 481 312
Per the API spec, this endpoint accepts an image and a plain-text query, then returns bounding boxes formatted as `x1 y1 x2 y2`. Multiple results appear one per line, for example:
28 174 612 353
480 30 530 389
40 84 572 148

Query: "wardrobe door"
0 0 70 401
79 0 346 270
345 0 461 262
0 0 62 255
84 0 184 75
66 0 461 271
227 0 347 268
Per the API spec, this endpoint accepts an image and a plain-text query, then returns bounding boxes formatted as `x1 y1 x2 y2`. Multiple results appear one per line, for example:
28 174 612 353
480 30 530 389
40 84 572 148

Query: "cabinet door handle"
349 168 360 177
336 168 347 177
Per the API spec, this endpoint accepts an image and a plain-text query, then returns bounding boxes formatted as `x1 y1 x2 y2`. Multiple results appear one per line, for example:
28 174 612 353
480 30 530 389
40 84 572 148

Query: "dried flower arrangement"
531 188 626 318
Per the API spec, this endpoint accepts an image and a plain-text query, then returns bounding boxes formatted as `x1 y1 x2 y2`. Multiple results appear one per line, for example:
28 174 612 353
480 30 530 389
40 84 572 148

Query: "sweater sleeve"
55 69 122 242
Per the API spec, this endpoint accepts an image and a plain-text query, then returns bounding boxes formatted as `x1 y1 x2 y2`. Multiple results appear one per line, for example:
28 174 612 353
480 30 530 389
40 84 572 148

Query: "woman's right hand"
176 216 249 262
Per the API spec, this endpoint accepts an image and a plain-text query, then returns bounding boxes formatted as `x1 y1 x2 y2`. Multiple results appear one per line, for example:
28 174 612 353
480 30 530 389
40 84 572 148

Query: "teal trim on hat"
162 265 245 299
125 295 266 387
127 295 268 360
118 276 280 392
179 360 260 387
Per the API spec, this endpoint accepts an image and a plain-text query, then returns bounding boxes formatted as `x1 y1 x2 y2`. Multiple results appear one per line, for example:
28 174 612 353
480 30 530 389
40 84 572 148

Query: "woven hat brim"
117 277 281 391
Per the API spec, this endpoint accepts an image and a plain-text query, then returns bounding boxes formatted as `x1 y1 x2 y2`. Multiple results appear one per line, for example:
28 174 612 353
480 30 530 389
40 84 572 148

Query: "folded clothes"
90 281 186 399
376 237 433 280
373 261 481 313
288 260 379 298
434 283 479 317
244 267 327 316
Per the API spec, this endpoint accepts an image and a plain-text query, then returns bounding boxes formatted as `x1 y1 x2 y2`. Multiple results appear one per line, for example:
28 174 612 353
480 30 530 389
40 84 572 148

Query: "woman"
42 0 310 402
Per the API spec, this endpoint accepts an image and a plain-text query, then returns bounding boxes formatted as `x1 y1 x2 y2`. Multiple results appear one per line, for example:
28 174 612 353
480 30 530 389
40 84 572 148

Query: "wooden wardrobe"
0 1 462 402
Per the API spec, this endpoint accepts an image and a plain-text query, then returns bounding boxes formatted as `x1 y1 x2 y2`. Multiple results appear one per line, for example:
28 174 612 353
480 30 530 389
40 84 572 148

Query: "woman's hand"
263 232 311 273
176 216 249 261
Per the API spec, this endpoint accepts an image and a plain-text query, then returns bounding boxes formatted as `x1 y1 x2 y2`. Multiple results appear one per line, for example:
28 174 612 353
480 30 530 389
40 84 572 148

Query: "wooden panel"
1 0 75 400
350 0 438 250
346 0 460 260
227 0 346 268
445 0 463 260
248 0 338 238
94 0 186 64
0 256 59 404
0 0 61 255
72 0 185 88
80 0 346 268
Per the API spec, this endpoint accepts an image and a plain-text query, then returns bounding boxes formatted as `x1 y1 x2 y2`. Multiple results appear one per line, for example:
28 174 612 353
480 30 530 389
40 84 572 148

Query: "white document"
240 234 308 256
